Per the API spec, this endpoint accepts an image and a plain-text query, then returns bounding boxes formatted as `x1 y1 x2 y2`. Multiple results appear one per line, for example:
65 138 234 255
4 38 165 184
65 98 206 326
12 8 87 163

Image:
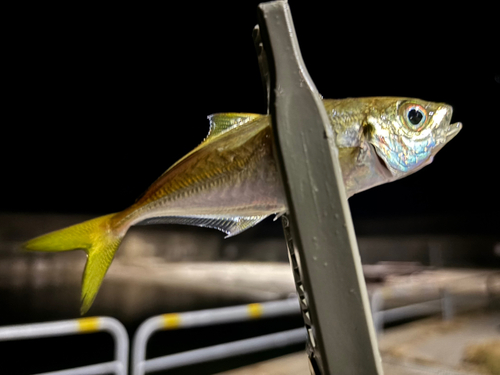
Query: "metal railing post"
255 1 383 374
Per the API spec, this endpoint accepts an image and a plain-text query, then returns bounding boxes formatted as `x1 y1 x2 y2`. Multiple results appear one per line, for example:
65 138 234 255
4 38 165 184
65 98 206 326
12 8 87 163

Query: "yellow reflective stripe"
162 313 181 329
247 303 263 319
78 317 100 333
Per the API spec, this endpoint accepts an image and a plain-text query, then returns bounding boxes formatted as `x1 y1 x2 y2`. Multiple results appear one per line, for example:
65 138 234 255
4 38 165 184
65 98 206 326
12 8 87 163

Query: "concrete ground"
218 311 500 375
217 353 479 375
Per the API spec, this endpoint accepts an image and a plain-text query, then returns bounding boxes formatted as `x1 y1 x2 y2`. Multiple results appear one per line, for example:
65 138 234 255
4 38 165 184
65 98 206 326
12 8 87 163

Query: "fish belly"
129 146 286 236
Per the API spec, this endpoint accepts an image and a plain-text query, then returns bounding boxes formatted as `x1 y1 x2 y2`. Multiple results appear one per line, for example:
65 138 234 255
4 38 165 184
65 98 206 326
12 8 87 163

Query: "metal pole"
255 1 383 374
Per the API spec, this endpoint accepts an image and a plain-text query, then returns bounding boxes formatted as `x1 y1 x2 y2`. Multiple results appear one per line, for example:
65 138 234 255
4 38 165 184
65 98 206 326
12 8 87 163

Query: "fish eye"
400 103 428 131
408 108 424 125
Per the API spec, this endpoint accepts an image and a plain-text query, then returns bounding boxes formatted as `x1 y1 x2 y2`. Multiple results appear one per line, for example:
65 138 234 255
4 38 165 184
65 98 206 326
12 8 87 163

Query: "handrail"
132 298 300 375
0 282 488 374
0 317 128 375
142 328 306 374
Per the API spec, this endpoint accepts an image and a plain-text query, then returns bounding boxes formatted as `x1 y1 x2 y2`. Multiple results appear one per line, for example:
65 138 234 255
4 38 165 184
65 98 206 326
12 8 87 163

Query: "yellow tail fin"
23 213 123 314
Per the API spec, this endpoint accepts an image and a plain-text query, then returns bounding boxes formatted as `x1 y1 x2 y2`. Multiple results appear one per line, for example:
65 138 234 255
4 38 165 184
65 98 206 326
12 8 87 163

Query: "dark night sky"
3 2 499 234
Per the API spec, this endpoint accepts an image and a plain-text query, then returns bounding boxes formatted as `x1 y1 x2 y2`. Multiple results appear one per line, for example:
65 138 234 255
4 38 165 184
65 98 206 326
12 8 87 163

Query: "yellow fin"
23 213 123 315
206 113 261 141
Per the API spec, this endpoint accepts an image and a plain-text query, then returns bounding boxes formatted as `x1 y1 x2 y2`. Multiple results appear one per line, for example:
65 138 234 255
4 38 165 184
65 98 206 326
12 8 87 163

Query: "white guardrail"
0 317 128 375
131 298 303 375
2 279 492 375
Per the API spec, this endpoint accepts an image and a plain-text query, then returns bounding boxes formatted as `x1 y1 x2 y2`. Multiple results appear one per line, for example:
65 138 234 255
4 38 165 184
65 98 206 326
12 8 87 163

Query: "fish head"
365 97 462 178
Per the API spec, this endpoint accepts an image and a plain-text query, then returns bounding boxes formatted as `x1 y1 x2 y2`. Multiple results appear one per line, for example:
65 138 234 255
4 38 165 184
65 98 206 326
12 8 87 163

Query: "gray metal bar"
256 1 383 374
440 289 454 320
132 298 300 375
380 300 442 323
370 290 385 335
143 328 306 373
36 361 122 375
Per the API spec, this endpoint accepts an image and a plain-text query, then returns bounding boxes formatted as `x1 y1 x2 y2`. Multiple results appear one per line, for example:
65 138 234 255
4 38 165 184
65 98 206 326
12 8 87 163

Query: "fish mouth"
431 121 462 156
369 121 462 177
446 122 462 142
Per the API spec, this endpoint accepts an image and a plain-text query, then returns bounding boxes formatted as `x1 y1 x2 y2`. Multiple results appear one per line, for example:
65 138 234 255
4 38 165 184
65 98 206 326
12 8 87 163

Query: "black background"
3 1 499 233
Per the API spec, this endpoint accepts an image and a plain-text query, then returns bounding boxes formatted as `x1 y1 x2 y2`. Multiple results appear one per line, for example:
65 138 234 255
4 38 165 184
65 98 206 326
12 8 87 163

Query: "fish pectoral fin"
136 215 269 238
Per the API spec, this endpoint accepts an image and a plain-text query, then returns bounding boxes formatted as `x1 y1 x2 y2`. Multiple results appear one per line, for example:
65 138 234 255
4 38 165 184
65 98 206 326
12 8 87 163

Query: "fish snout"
446 122 462 142
436 103 461 142
441 104 453 125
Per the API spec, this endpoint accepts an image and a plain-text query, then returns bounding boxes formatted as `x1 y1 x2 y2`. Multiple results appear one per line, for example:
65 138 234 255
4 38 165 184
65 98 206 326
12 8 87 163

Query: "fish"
23 97 462 314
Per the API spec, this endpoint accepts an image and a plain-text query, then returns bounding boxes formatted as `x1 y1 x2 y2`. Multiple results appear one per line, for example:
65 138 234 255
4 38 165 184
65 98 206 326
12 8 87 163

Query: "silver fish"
24 97 461 313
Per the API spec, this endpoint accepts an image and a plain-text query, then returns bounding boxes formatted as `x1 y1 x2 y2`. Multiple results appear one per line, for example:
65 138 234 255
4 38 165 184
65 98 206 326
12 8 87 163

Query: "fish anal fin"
222 215 269 238
137 215 269 238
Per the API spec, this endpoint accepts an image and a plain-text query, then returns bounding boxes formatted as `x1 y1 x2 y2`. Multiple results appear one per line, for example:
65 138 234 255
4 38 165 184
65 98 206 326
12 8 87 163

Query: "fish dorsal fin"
146 113 263 184
206 113 261 141
137 214 269 238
